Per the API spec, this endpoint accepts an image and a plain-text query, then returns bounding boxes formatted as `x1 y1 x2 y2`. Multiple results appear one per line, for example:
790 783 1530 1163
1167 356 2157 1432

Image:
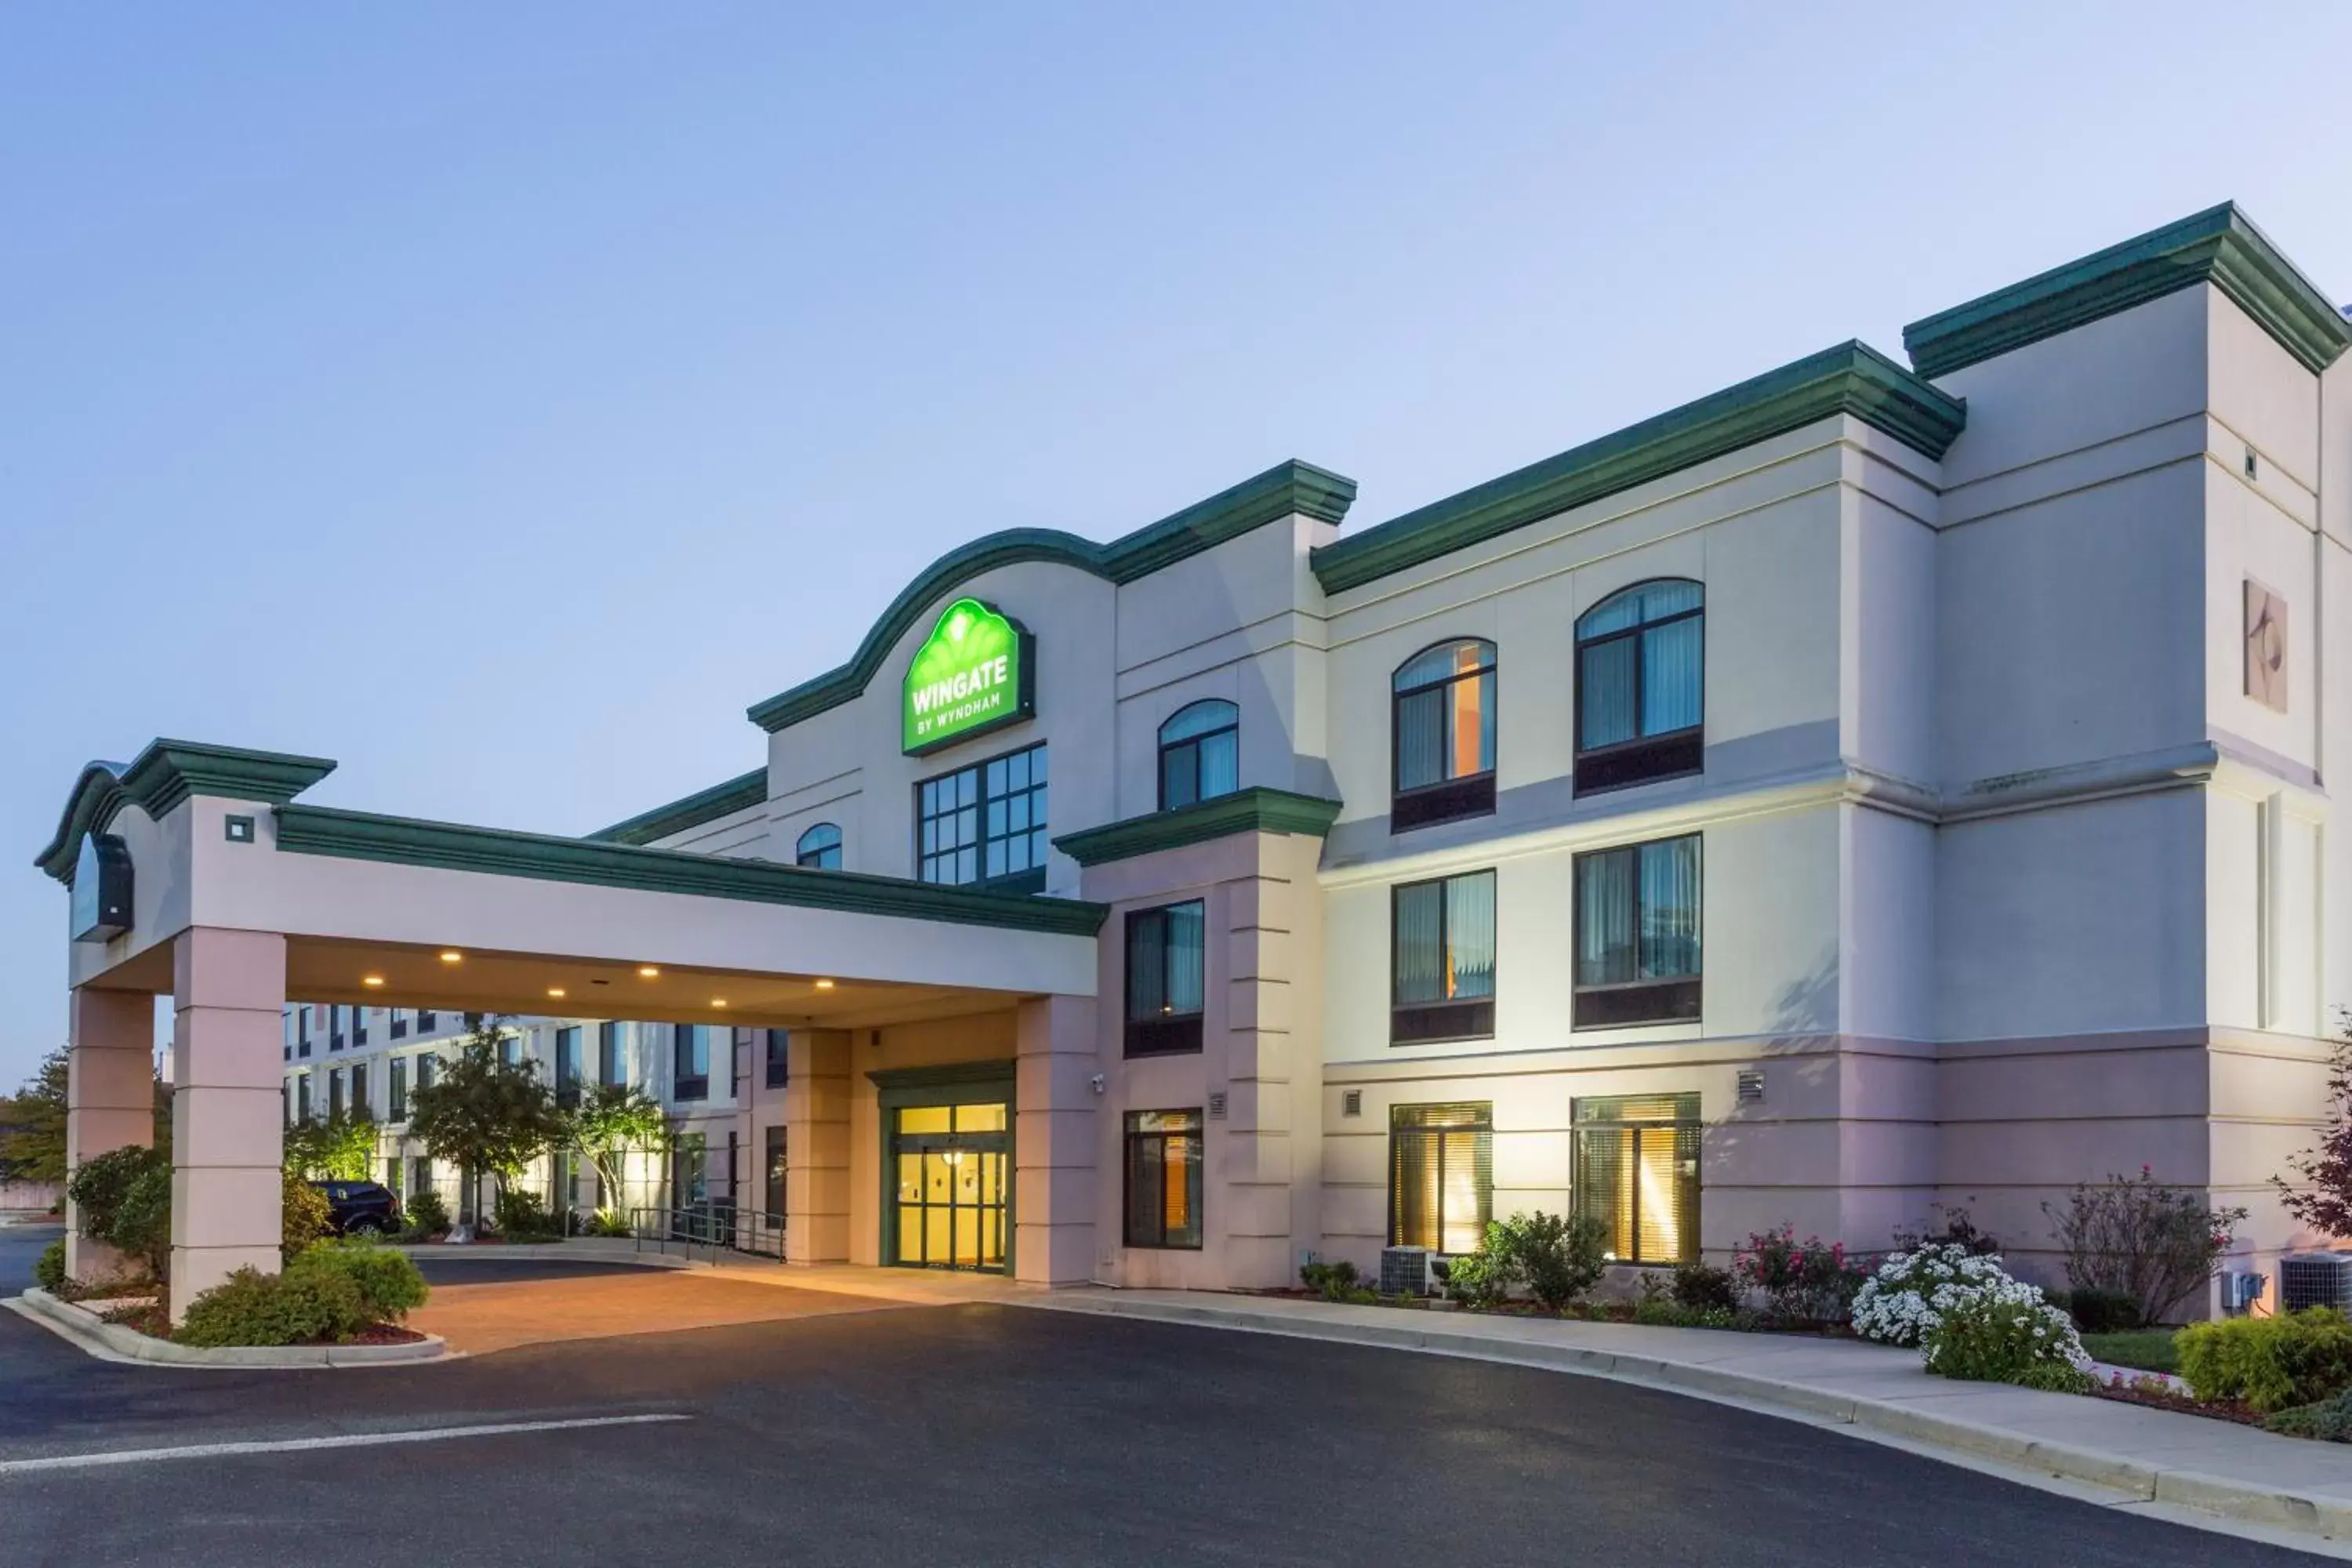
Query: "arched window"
795 822 843 869
1574 580 1702 793
1392 638 1497 831
1158 699 1238 811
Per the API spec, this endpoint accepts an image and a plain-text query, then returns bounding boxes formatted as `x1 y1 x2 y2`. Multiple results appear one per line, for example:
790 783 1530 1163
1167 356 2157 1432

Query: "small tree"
568 1083 672 1223
283 1109 379 1181
2278 1013 2352 1237
2045 1167 2245 1326
5 1045 172 1184
405 1016 565 1224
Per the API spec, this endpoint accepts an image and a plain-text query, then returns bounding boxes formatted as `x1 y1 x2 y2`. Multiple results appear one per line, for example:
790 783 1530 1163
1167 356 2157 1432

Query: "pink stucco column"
1014 993 1097 1285
783 1029 851 1264
169 927 286 1321
64 987 157 1284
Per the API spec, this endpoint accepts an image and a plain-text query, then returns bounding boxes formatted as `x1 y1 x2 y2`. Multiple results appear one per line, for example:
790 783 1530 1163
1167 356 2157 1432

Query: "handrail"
628 1203 786 1263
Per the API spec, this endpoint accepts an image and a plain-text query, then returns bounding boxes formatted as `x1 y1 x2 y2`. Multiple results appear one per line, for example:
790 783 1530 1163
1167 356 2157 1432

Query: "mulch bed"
82 1300 424 1350
2092 1377 2264 1427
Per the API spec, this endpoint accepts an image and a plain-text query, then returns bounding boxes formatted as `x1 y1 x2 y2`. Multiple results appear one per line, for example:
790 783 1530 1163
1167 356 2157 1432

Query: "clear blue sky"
5 3 2350 1085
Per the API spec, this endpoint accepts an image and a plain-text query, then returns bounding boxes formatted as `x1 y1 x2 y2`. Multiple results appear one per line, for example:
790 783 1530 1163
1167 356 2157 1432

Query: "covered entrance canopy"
37 741 1105 1319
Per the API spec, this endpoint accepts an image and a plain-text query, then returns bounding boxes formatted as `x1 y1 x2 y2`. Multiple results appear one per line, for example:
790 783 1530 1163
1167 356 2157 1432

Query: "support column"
1014 993 1097 1286
783 1029 850 1264
169 927 286 1322
64 987 157 1284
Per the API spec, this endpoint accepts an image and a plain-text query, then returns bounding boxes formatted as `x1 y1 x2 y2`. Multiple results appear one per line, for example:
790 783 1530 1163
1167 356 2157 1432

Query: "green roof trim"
1904 202 2352 379
586 768 767 846
1051 786 1344 868
274 802 1108 936
36 740 338 883
746 459 1356 733
1308 341 1963 597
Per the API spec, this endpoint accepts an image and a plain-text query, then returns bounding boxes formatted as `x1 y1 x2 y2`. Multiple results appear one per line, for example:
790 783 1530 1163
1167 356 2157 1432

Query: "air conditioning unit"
2281 1252 2352 1312
1380 1246 1433 1296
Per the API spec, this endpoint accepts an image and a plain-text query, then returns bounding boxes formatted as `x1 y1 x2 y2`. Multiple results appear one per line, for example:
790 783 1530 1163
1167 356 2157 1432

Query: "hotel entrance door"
887 1101 1009 1272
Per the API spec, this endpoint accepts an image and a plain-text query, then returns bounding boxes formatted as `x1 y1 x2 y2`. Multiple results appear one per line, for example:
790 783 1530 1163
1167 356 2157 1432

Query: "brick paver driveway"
407 1259 911 1355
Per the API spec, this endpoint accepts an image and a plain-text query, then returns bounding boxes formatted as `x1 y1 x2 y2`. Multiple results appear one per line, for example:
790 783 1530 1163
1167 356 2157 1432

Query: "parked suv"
313 1180 402 1237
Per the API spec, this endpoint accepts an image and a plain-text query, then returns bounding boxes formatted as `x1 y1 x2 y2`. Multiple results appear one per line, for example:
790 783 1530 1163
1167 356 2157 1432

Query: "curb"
1025 1295 2352 1544
394 1242 697 1270
10 1290 451 1369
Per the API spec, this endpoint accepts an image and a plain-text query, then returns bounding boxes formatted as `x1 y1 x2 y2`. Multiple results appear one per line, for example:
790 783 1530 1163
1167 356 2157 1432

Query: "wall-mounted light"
710 999 728 1009
814 978 836 990
547 987 567 1000
638 966 659 978
439 951 463 964
361 975 386 989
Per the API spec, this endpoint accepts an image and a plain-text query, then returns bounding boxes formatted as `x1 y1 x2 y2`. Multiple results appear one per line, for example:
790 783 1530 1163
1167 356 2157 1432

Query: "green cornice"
1904 202 2352 379
586 768 766 846
274 803 1107 937
1051 786 1345 868
36 740 338 884
1308 342 1964 597
746 459 1356 733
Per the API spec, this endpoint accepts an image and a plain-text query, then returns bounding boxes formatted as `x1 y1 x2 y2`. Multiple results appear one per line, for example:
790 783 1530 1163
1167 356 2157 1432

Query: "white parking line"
0 1413 690 1475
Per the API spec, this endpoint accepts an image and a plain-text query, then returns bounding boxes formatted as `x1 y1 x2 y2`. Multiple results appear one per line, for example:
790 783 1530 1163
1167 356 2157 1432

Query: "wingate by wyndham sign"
902 597 1035 755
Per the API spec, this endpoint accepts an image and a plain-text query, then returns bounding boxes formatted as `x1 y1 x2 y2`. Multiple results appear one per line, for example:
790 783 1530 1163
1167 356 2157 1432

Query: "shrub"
2043 1168 2245 1326
492 1186 557 1238
2053 1285 2142 1334
1487 1212 1608 1312
400 1189 451 1240
1436 1250 1501 1307
1922 1285 2095 1392
2266 1388 2352 1441
66 1145 172 1282
1891 1207 2001 1258
1670 1260 1740 1314
1852 1243 2009 1347
34 1238 65 1294
175 1265 368 1348
1299 1261 1361 1302
289 1240 430 1323
282 1171 332 1261
2176 1308 2352 1414
1632 1297 1738 1329
1735 1226 1870 1324
584 1208 633 1239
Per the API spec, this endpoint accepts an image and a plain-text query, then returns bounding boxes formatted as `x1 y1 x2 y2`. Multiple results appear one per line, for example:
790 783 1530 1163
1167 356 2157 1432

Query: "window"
390 1009 408 1040
416 1052 437 1090
417 1009 437 1033
764 1124 786 1228
352 1007 367 1047
329 1005 344 1052
500 1034 522 1069
349 1063 369 1120
677 1134 709 1206
728 1029 745 1099
765 1029 789 1090
1573 833 1701 1028
1573 1093 1700 1265
296 1073 313 1122
599 1022 626 1088
1575 579 1703 793
408 1155 432 1200
388 1057 408 1121
384 1156 400 1193
673 1024 710 1102
297 1007 310 1058
795 822 844 869
1123 1109 1204 1249
916 742 1047 891
1124 901 1205 1057
555 1026 583 1105
1158 700 1239 811
1391 870 1496 1044
328 1069 345 1120
1389 1102 1492 1254
1392 639 1496 831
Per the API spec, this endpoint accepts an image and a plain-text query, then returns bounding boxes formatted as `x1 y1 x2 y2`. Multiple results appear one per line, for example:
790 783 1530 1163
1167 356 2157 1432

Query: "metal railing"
628 1203 786 1264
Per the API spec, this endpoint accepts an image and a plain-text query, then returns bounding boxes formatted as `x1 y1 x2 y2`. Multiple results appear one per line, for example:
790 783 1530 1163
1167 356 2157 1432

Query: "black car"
314 1180 402 1237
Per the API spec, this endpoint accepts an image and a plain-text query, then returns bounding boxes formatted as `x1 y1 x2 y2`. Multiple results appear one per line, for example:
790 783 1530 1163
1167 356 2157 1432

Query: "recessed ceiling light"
710 998 728 1009
361 975 386 988
638 966 659 978
439 951 463 964
814 978 836 990
547 987 566 999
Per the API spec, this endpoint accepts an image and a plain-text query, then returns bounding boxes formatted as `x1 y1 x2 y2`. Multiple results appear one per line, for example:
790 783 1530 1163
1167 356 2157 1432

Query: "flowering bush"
2043 1166 2244 1326
1924 1285 2096 1393
1733 1226 1870 1324
1850 1243 2002 1347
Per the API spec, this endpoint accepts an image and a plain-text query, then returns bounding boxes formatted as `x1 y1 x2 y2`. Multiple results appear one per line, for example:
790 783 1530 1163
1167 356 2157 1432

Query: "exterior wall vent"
1341 1090 1363 1118
1737 1069 1765 1104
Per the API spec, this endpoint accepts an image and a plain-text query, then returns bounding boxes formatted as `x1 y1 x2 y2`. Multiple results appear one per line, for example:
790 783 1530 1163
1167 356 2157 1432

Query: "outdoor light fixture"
814 978 835 990
361 975 385 988
547 987 566 999
637 965 659 978
439 951 463 964
710 998 728 1009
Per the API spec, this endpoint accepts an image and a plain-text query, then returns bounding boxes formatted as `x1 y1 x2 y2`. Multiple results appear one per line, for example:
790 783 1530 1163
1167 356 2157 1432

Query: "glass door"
891 1102 1009 1272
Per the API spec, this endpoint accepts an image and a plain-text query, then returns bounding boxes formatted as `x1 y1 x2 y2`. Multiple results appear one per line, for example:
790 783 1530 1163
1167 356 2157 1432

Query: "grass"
2082 1329 2178 1374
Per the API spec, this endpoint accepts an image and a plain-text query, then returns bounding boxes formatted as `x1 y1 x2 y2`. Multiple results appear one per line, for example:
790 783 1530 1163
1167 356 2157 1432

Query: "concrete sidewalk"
1028 1288 2352 1548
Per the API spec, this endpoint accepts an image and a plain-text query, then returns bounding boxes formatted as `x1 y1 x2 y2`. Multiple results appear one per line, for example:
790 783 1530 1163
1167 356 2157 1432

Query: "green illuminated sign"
902 597 1034 754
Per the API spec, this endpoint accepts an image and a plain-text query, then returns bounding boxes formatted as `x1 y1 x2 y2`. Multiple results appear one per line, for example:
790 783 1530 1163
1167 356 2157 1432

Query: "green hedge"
2176 1308 2352 1413
172 1242 431 1348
